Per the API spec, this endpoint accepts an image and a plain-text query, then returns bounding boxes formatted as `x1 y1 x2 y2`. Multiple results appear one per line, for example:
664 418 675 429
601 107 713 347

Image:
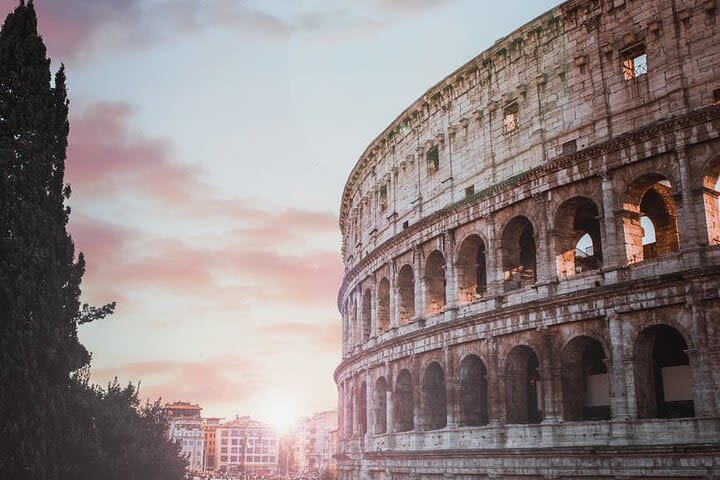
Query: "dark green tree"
0 2 185 479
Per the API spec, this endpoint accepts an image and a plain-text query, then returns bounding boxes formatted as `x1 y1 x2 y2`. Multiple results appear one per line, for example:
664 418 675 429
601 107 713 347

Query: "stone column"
413 246 424 320
539 330 560 422
368 279 377 339
488 338 505 425
675 146 703 249
607 313 631 420
388 261 398 328
386 363 395 434
600 172 624 280
444 231 458 309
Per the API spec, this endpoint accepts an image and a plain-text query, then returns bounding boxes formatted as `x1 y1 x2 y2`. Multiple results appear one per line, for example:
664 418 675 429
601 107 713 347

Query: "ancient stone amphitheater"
335 0 720 478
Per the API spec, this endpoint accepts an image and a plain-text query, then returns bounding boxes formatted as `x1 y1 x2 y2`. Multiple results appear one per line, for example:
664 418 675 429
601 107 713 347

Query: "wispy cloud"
0 0 457 63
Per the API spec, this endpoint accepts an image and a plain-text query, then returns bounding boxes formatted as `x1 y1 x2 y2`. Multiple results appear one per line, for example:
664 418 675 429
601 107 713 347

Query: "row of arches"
344 169 715 346
342 324 695 437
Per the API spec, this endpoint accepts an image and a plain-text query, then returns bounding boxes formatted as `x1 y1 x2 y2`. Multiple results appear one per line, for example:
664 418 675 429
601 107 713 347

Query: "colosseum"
334 0 720 478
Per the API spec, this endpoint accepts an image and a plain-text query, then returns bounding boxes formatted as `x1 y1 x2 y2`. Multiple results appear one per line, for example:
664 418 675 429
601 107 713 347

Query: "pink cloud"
67 102 205 202
92 356 261 406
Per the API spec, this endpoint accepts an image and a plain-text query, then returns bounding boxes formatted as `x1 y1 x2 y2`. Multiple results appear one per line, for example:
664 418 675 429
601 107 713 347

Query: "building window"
221 447 227 453
427 146 440 175
220 456 227 462
622 45 647 80
465 185 475 198
503 102 519 134
379 184 388 212
221 439 227 445
714 88 720 105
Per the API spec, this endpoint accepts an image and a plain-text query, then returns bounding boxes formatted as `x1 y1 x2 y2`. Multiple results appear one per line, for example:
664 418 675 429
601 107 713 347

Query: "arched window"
374 377 388 434
394 369 414 432
397 265 415 325
554 197 603 277
624 176 679 263
502 216 537 291
561 337 610 421
456 235 487 303
702 160 720 245
422 362 447 430
635 325 694 419
424 250 446 315
459 355 489 426
358 381 368 435
376 278 390 333
505 345 543 424
361 289 371 342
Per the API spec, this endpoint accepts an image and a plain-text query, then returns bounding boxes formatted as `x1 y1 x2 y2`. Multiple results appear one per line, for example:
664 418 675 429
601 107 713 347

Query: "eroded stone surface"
336 0 720 478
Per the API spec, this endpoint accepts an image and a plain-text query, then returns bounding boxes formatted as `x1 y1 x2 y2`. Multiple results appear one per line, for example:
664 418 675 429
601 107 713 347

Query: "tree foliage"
0 2 185 479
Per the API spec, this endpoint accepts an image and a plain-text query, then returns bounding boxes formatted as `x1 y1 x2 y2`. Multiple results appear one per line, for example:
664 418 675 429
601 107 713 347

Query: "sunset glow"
0 0 560 421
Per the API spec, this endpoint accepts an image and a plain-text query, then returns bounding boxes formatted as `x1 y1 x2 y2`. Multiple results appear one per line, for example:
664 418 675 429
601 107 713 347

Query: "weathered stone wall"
336 0 720 478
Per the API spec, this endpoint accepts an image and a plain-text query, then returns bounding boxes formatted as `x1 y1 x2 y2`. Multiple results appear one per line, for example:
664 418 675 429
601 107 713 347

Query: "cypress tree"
0 3 187 478
0 2 164 478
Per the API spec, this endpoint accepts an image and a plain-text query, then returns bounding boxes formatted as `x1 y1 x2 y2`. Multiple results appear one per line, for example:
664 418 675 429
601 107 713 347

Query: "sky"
0 0 560 427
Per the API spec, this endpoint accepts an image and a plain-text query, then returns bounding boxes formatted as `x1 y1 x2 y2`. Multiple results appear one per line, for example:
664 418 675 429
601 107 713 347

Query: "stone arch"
361 289 372 342
377 277 390 333
422 362 447 430
634 324 695 419
553 197 603 277
456 234 488 303
458 354 489 427
374 376 388 434
560 336 610 421
394 369 414 432
424 250 447 315
501 216 537 291
358 380 368 435
623 173 679 264
505 345 543 424
702 154 720 245
397 264 415 325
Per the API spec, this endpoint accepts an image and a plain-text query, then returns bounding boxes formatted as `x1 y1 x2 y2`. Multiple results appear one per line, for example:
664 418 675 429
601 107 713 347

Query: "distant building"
164 401 204 471
202 417 223 471
214 416 279 474
292 410 338 472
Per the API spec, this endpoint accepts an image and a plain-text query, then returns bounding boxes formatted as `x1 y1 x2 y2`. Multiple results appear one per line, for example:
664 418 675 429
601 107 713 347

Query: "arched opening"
502 216 537 291
397 265 415 325
459 355 489 426
702 159 720 245
561 336 610 421
422 362 447 430
377 277 390 333
635 325 694 419
456 235 488 303
361 289 371 342
394 369 414 432
624 175 679 264
374 377 388 434
350 302 358 346
424 250 446 315
505 346 542 424
554 197 603 277
358 381 368 435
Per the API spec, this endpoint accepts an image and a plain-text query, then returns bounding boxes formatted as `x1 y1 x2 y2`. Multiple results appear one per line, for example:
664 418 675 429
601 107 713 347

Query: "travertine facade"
335 0 720 478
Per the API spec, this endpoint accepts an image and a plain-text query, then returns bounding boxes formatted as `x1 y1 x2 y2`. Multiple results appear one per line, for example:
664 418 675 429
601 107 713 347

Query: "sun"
261 396 300 433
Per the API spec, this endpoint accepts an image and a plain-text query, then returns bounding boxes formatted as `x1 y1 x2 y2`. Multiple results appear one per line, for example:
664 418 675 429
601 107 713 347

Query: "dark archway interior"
397 265 415 325
377 277 390 332
395 370 414 432
456 235 487 302
422 362 447 430
502 217 537 291
425 251 447 315
506 346 542 424
561 337 610 421
459 355 489 426
374 377 388 434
